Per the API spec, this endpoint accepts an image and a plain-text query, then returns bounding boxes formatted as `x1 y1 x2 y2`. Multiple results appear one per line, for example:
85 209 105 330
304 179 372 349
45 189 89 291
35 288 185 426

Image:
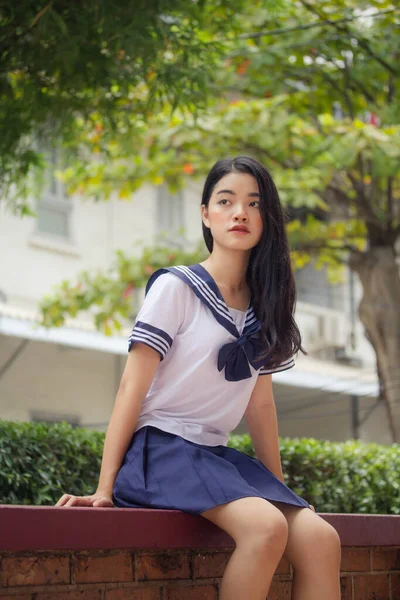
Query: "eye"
218 199 230 205
250 201 260 208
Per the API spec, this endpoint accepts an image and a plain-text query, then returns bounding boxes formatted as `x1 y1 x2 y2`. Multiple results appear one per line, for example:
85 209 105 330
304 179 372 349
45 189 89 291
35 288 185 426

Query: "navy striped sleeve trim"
259 357 295 375
128 321 173 360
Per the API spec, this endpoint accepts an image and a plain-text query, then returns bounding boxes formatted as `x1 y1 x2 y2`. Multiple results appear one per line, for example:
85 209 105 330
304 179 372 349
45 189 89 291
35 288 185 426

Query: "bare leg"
201 497 288 600
271 502 341 600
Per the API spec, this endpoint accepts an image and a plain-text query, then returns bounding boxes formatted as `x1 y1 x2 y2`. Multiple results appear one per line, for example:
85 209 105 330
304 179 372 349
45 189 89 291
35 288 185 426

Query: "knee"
247 511 289 554
307 520 341 563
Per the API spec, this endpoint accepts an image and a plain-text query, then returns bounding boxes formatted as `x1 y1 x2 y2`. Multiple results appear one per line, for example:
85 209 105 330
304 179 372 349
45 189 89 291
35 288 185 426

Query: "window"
36 145 71 240
156 185 185 246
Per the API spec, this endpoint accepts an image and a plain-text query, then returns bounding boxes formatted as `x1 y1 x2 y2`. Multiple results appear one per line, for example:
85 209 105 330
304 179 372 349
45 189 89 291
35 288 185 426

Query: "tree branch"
388 73 395 104
345 171 382 227
347 75 375 104
30 2 54 28
387 176 394 230
308 57 375 103
318 69 354 117
238 7 399 40
325 185 353 206
343 54 354 119
298 0 398 76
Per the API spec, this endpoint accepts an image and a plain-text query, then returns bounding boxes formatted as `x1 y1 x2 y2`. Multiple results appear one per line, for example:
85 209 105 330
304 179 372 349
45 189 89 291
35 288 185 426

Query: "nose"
233 206 248 222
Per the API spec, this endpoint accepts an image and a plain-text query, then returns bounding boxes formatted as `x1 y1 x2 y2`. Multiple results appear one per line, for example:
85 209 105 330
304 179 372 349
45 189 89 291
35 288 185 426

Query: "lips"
229 226 249 233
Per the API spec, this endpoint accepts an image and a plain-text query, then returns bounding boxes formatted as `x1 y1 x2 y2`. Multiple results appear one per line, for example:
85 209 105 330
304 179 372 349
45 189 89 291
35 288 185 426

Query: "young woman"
57 156 341 600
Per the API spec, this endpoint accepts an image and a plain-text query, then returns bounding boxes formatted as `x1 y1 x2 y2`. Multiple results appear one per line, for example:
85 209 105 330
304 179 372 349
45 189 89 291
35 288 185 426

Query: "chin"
222 240 257 252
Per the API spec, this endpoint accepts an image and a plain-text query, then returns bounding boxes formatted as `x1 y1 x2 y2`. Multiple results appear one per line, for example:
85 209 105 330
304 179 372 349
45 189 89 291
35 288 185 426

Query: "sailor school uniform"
113 264 311 514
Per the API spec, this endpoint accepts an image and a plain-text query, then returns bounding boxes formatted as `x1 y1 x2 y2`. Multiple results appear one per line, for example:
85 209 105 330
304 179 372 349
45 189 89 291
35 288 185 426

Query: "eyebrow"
216 189 260 197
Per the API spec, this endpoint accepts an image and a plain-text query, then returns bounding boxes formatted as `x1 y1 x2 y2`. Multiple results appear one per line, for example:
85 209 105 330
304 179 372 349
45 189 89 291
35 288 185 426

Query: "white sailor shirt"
128 264 295 446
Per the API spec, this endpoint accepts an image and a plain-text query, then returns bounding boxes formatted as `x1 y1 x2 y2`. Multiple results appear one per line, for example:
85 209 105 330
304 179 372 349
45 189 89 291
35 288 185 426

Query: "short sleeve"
259 356 295 375
128 273 186 359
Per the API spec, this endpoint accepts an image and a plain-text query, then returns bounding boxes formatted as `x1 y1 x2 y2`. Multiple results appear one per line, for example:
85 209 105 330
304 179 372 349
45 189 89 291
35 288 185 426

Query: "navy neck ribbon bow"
217 320 270 382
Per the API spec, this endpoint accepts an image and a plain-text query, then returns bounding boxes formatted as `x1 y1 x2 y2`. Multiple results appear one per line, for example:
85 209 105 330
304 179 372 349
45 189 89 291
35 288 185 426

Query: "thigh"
270 501 341 567
200 496 288 545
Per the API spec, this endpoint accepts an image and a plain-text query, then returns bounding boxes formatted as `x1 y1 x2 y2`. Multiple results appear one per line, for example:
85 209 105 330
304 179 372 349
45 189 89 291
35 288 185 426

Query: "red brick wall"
1 546 399 599
1 507 400 599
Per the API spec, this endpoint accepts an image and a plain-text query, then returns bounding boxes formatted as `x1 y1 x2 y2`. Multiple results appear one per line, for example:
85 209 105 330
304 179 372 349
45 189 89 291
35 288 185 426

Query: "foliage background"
1 420 398 514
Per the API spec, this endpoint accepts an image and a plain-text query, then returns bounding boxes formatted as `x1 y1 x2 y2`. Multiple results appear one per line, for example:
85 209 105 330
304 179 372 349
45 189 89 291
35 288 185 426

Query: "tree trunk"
349 247 400 442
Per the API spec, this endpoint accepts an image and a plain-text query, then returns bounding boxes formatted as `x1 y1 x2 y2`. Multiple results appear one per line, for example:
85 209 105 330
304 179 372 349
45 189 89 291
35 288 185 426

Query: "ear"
201 204 210 228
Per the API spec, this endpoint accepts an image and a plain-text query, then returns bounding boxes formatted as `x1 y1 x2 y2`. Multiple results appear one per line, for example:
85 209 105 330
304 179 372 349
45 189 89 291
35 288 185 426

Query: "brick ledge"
1 505 399 551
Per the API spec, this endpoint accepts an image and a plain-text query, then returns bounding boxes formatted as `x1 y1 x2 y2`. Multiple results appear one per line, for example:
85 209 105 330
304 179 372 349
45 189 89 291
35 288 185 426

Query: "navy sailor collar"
146 263 270 381
146 263 259 339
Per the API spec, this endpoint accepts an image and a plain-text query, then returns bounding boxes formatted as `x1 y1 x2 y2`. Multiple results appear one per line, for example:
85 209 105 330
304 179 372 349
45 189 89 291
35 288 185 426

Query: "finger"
64 496 92 507
93 498 114 508
55 494 72 507
64 496 78 507
93 498 113 506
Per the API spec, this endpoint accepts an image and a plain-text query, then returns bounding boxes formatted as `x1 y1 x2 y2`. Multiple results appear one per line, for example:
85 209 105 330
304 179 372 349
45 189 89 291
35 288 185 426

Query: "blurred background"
0 0 399 445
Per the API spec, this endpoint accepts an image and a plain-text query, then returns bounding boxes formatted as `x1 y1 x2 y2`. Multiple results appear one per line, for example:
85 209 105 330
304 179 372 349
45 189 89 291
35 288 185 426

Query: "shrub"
0 420 399 513
228 433 400 514
0 421 103 505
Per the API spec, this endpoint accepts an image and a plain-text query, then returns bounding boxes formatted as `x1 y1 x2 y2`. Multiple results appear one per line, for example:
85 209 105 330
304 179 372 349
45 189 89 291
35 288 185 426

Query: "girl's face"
201 172 263 252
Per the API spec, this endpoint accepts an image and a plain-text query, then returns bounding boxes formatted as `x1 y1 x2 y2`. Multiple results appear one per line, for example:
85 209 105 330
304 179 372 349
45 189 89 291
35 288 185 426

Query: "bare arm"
244 374 284 482
96 343 160 494
245 375 316 512
56 343 160 507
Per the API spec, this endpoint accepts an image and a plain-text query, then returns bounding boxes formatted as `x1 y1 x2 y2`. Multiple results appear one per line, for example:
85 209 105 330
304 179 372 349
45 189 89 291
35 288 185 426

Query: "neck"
201 246 251 294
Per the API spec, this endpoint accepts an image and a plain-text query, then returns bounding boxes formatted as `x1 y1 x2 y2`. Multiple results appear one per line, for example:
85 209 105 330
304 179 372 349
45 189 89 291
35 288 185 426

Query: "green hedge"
1 420 399 514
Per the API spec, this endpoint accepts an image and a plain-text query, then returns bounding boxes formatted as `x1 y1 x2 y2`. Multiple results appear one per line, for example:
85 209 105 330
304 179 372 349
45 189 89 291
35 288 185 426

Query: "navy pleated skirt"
113 425 311 514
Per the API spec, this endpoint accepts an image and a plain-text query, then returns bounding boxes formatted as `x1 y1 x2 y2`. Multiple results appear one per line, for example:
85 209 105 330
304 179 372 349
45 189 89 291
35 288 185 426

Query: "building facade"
0 178 391 444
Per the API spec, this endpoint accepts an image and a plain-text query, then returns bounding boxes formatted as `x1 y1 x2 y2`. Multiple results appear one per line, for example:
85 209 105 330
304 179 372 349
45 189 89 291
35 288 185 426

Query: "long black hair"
201 155 307 367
